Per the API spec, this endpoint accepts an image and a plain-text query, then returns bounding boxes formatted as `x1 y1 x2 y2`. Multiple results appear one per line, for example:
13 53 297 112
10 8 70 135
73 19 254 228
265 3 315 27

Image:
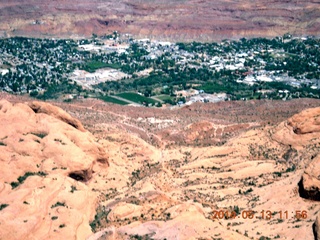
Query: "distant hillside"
0 0 319 41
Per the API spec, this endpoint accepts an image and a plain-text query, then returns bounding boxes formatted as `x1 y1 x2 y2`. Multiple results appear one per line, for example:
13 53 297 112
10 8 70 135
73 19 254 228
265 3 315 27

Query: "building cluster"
71 69 128 89
0 34 319 102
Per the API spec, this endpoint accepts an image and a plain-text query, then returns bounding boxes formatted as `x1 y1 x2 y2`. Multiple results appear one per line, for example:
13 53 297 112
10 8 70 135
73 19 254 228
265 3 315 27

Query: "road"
110 95 143 106
150 96 164 103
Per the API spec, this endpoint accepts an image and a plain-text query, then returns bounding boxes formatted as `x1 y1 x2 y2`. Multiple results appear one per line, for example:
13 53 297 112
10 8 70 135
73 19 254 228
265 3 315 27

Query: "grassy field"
98 95 128 105
156 94 174 101
82 61 121 72
116 92 159 105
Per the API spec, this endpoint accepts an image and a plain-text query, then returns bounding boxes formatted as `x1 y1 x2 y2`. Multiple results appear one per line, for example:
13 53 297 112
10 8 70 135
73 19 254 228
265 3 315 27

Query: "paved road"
150 96 164 103
110 95 143 106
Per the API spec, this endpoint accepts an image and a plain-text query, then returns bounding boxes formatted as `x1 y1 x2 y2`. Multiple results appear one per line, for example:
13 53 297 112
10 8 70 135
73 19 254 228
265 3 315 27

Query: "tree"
30 90 38 97
144 88 152 97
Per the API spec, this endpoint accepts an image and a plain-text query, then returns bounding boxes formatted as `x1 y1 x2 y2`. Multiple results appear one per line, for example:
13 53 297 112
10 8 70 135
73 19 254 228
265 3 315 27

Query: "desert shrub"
11 171 47 189
89 206 111 232
0 204 9 211
30 132 48 139
244 188 253 194
70 185 77 193
259 237 271 240
51 202 66 208
233 205 240 215
285 165 296 172
273 172 282 177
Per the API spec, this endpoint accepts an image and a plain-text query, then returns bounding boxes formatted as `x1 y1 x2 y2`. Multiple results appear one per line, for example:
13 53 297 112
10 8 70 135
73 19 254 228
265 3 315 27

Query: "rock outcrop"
88 203 248 240
0 99 108 239
28 101 86 132
288 107 320 135
271 107 320 201
299 155 320 201
272 107 320 149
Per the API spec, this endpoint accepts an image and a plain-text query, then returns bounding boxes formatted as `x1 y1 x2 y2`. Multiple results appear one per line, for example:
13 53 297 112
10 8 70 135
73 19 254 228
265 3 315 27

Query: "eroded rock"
28 101 86 132
299 155 320 201
272 107 320 149
0 99 108 240
288 107 320 135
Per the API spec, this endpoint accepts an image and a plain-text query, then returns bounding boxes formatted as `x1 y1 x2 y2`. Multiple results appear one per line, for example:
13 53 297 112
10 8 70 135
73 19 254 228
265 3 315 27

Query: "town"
0 32 319 106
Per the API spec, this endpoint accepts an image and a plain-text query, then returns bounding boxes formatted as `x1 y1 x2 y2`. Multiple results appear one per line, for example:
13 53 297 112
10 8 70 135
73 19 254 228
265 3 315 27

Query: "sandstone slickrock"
88 202 248 240
2 95 320 240
272 107 320 200
300 155 320 201
272 107 320 149
28 101 86 132
84 105 320 240
0 99 108 239
288 107 320 135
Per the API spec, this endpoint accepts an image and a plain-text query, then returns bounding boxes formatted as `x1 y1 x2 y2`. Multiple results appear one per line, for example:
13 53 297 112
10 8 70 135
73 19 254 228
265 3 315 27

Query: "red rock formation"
0 0 319 40
28 101 86 132
0 99 108 239
272 107 320 149
288 108 320 135
300 156 320 201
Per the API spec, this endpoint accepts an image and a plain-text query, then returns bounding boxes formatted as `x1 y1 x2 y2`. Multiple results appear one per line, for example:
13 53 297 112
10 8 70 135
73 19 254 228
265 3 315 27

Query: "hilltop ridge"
0 0 319 41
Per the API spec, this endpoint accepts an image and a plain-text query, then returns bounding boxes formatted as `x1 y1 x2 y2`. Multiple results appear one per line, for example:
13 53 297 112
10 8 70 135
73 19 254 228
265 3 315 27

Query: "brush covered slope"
86 106 320 240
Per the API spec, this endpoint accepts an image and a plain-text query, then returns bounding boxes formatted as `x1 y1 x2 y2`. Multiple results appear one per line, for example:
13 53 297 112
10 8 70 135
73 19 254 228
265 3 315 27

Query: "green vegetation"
273 172 282 177
233 205 240 215
199 80 243 94
51 216 58 220
156 94 173 101
10 182 20 189
80 61 121 73
130 234 155 240
285 165 296 172
98 95 128 105
258 236 271 240
0 204 9 211
0 141 6 146
95 35 320 103
0 34 319 104
54 138 66 145
30 132 48 139
10 171 47 189
244 188 253 195
51 202 66 208
89 206 111 232
0 37 81 98
70 185 77 193
156 94 175 104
